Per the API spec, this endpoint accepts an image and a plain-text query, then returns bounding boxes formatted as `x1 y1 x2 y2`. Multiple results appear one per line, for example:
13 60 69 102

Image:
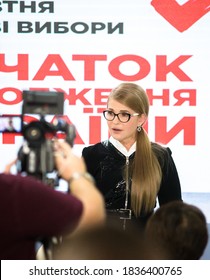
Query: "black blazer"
82 140 182 220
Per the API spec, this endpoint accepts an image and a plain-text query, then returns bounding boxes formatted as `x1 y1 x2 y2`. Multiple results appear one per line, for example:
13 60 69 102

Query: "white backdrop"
1 0 210 193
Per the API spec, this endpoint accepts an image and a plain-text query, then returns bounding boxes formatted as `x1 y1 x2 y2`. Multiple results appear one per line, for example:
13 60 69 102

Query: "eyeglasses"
103 110 139 123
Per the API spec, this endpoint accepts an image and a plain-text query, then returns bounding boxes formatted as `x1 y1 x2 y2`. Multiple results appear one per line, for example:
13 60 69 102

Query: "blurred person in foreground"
52 222 169 260
0 141 105 260
145 201 208 259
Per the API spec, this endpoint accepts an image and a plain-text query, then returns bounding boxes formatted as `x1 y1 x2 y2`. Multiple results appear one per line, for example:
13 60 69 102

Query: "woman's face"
106 98 145 149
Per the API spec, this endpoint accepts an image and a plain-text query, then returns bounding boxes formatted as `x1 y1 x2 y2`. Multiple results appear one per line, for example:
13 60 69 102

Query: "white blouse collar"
109 136 136 157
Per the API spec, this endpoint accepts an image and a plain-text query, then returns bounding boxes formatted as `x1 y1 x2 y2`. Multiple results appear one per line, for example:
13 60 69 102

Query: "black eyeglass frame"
103 110 139 123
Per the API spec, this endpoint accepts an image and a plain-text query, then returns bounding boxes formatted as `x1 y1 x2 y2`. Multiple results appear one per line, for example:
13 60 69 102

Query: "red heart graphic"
151 0 210 32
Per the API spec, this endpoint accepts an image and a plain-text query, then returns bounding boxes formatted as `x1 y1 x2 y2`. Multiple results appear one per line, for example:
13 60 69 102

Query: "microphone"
52 118 68 131
52 118 76 147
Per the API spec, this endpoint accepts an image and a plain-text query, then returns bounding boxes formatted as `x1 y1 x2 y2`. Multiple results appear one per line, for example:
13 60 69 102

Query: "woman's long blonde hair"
108 83 162 216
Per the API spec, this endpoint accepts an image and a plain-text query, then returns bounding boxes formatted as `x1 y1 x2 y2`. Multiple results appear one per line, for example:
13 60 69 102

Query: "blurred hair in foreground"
53 222 169 260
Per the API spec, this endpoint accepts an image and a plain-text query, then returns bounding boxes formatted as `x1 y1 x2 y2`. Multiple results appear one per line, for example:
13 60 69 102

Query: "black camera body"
17 90 76 187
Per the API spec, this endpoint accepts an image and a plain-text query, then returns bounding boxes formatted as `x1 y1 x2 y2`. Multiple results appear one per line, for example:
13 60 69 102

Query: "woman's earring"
137 126 142 132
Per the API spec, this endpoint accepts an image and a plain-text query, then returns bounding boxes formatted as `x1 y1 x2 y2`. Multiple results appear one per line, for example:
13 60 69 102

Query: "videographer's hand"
54 141 86 181
3 158 17 174
53 140 106 233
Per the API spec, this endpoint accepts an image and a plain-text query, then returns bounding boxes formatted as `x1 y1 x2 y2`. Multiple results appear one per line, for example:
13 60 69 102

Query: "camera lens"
23 121 45 145
25 127 42 141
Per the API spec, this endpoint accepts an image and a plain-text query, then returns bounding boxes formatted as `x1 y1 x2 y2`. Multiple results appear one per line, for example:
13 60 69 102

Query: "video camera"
16 90 76 187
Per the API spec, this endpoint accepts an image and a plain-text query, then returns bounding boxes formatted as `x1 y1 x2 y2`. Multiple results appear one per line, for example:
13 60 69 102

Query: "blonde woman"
82 83 182 230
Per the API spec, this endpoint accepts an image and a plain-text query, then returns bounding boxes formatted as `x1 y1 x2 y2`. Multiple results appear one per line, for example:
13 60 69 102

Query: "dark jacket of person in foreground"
0 173 83 260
